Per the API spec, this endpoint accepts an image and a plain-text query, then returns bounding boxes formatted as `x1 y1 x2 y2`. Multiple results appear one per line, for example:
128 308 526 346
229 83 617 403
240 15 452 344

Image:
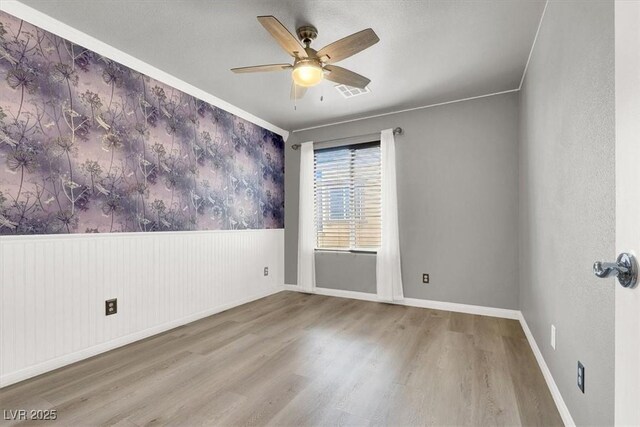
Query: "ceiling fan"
231 16 379 99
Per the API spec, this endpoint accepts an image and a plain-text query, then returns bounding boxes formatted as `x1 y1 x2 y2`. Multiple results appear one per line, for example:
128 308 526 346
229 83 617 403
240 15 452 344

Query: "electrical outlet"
264 267 269 276
577 361 585 393
422 273 429 284
105 298 117 316
551 324 556 350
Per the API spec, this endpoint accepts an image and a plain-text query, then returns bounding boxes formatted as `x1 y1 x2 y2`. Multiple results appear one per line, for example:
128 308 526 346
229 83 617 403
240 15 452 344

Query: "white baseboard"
0 286 283 388
282 285 519 319
518 313 575 427
400 297 520 319
284 284 380 302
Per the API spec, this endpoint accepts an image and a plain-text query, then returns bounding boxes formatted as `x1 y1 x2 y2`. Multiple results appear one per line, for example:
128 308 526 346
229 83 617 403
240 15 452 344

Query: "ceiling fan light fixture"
292 59 323 87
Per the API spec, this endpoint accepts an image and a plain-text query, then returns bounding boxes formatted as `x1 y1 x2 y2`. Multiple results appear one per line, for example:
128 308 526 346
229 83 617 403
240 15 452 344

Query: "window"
314 142 381 251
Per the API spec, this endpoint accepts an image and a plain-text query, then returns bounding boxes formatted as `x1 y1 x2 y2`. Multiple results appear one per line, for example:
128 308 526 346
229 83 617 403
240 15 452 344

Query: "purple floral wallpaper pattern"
0 11 284 235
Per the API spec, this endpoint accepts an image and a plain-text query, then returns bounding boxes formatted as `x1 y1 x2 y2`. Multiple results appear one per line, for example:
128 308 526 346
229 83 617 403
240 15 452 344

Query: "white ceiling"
17 0 545 131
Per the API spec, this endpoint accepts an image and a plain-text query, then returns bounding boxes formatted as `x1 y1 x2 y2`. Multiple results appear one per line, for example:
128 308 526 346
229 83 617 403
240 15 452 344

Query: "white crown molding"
518 0 549 90
0 1 289 140
291 88 520 134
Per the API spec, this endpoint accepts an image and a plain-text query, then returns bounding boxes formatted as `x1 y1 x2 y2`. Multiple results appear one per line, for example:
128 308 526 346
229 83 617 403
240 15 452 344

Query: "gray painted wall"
518 1 615 425
315 252 377 294
285 92 520 309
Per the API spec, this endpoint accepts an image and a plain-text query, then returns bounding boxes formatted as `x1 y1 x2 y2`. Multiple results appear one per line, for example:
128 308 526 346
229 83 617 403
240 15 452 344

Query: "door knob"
593 252 637 288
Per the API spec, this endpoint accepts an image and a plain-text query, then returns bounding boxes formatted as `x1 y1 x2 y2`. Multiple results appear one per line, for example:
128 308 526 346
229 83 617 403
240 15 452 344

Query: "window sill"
314 248 378 254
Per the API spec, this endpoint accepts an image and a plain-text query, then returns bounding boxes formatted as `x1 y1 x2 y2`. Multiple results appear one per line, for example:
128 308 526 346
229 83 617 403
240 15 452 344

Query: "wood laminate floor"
0 292 563 426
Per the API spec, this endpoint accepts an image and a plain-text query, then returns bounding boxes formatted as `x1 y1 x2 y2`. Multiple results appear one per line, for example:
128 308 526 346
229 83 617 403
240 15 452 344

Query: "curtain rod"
290 127 403 150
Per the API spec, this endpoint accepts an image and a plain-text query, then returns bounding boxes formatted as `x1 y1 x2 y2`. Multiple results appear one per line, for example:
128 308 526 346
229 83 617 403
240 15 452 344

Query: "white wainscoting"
0 229 284 388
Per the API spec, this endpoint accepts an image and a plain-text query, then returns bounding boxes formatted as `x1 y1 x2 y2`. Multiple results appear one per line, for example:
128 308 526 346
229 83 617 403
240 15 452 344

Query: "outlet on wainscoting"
264 267 269 276
105 298 117 316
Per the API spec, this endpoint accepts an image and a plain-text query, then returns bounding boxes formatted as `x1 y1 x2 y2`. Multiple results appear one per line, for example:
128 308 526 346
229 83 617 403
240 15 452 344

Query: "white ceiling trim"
291 88 520 134
0 0 290 140
518 0 549 90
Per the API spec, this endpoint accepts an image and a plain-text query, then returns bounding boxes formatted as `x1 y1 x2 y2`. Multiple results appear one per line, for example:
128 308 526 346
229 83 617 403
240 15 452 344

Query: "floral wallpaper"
0 11 285 235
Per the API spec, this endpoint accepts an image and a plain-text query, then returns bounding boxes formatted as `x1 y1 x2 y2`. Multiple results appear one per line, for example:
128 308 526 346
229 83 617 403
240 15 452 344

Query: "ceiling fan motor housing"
297 25 318 46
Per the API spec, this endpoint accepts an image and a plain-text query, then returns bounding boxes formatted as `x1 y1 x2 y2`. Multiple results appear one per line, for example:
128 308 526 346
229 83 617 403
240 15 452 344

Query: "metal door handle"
593 252 637 288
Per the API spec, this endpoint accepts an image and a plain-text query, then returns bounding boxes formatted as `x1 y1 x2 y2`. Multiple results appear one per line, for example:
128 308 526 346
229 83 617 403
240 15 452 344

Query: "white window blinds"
314 142 381 250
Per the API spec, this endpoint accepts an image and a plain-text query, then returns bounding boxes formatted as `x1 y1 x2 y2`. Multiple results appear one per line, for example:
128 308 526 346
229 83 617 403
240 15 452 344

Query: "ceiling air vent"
335 84 371 99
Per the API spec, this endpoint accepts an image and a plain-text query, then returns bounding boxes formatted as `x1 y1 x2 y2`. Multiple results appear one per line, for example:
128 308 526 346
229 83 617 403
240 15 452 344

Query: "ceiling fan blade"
290 83 307 100
231 64 292 73
317 28 379 64
324 65 371 89
257 16 307 58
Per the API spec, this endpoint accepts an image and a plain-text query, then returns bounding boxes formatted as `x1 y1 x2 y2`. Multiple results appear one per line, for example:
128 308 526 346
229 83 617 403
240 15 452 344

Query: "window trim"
313 140 381 154
314 248 378 254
